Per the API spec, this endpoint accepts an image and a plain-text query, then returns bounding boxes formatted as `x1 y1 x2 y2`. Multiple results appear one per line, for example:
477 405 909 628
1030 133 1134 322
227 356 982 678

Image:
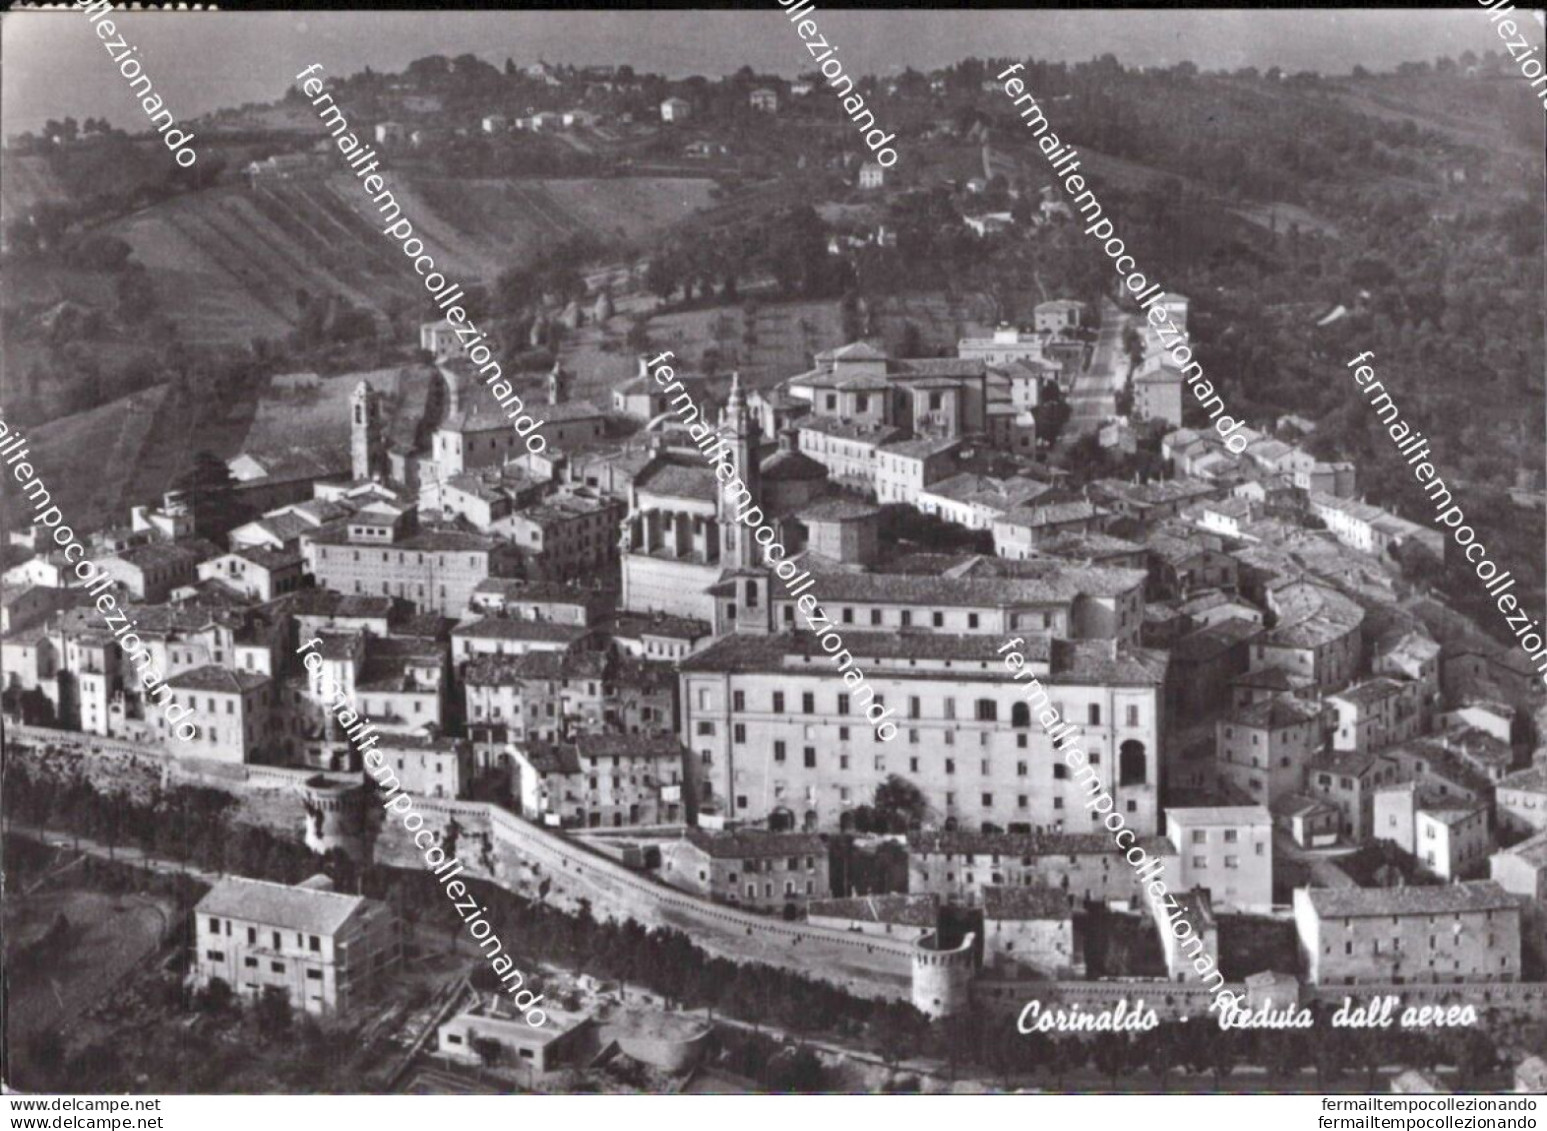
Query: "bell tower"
351 381 384 481
718 373 761 570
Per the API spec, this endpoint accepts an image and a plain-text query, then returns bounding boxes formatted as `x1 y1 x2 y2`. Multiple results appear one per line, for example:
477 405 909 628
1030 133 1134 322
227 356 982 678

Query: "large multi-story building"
770 559 1147 647
982 885 1081 978
191 875 402 1014
464 651 673 750
1328 677 1424 753
1215 697 1326 806
678 631 1166 834
1304 749 1407 841
659 830 828 911
162 665 273 763
1373 783 1491 881
1249 581 1364 693
1497 765 1547 835
511 733 687 828
907 829 1174 908
1163 806 1273 912
1293 882 1520 986
308 503 508 617
501 493 623 582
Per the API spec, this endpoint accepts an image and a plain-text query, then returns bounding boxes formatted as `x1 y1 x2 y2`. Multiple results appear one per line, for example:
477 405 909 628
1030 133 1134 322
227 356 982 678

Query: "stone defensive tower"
912 929 977 1018
299 776 375 865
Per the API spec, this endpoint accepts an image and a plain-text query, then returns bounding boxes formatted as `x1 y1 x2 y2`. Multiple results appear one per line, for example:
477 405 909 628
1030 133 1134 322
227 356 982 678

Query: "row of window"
720 689 1140 727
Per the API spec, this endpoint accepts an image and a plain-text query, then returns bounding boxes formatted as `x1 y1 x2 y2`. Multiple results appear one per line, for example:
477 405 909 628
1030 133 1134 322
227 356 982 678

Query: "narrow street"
1066 298 1132 436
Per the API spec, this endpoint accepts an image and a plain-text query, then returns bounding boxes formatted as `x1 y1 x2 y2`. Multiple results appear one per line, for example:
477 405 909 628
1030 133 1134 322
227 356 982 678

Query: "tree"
170 450 253 541
1091 1032 1135 1089
872 775 927 832
254 986 293 1039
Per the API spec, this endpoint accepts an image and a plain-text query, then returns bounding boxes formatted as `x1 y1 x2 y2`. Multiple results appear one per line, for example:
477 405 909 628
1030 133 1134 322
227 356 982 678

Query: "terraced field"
104 174 716 347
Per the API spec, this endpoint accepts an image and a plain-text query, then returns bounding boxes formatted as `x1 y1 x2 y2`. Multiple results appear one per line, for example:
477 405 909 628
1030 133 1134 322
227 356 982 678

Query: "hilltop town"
2 41 1545 1097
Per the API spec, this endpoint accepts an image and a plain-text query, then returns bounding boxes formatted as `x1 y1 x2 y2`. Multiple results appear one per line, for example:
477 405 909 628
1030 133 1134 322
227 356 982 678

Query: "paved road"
1066 299 1131 436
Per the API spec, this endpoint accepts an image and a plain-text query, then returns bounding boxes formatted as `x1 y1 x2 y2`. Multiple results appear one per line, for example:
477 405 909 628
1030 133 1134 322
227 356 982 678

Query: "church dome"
760 447 827 481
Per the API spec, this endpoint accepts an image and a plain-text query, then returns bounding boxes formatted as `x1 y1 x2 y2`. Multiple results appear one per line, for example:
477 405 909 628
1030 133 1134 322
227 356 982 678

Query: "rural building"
192 874 401 1014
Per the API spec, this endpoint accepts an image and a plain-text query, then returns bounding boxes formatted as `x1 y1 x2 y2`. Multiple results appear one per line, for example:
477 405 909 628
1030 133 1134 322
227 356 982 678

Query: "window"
773 691 785 713
208 917 221 932
1126 704 1140 726
774 741 786 763
1191 857 1207 869
968 613 979 629
1224 856 1240 869
1088 704 1101 726
837 694 850 715
982 793 993 808
932 612 944 628
975 699 998 722
946 759 956 774
696 721 715 736
306 969 322 981
1054 764 1067 780
733 691 745 712
871 609 882 626
1223 830 1238 844
308 935 320 952
900 610 912 627
271 961 286 973
804 747 816 768
205 950 225 961
842 607 854 624
802 692 815 714
734 724 746 744
244 957 258 968
945 698 956 720
840 754 850 769
1190 830 1206 844
247 927 257 944
909 696 921 719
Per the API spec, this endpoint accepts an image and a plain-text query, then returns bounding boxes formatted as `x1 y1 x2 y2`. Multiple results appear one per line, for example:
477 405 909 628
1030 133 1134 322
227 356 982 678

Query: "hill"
103 174 715 347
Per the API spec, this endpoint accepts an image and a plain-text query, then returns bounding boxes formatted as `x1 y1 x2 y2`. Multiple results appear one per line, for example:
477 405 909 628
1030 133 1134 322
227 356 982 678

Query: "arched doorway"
769 806 796 832
1120 740 1147 786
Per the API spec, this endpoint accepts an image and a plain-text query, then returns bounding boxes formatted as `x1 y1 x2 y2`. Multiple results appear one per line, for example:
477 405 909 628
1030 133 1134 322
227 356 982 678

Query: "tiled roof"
636 462 720 504
921 473 1051 510
603 611 711 641
799 416 905 445
878 435 963 459
807 893 939 927
1330 677 1411 708
571 734 683 761
802 557 1146 604
684 829 826 858
760 448 828 481
1226 697 1323 730
197 875 374 936
1166 805 1272 827
1304 880 1517 919
115 538 222 571
1264 581 1364 649
464 650 610 685
907 830 1173 857
678 631 1167 685
453 617 592 643
1500 765 1547 795
799 498 881 523
996 500 1108 529
983 884 1073 920
167 664 270 694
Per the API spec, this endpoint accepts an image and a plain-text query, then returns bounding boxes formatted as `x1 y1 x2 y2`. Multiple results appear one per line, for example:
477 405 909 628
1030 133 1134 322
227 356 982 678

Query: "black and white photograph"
0 3 1545 1109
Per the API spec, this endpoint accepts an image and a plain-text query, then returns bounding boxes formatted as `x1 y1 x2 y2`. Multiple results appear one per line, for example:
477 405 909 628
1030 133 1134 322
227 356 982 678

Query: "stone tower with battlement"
912 929 977 1018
